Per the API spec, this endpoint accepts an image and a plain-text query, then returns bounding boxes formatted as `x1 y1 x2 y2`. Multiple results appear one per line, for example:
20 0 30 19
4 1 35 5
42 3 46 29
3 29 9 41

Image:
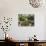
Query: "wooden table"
13 40 46 46
5 39 46 46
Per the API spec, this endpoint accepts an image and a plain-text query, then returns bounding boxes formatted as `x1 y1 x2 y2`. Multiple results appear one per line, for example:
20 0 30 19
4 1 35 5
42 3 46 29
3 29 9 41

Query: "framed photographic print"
18 14 34 26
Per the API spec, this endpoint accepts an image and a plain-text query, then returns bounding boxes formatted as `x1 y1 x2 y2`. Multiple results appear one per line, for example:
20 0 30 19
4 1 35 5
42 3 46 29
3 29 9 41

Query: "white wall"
0 0 46 40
